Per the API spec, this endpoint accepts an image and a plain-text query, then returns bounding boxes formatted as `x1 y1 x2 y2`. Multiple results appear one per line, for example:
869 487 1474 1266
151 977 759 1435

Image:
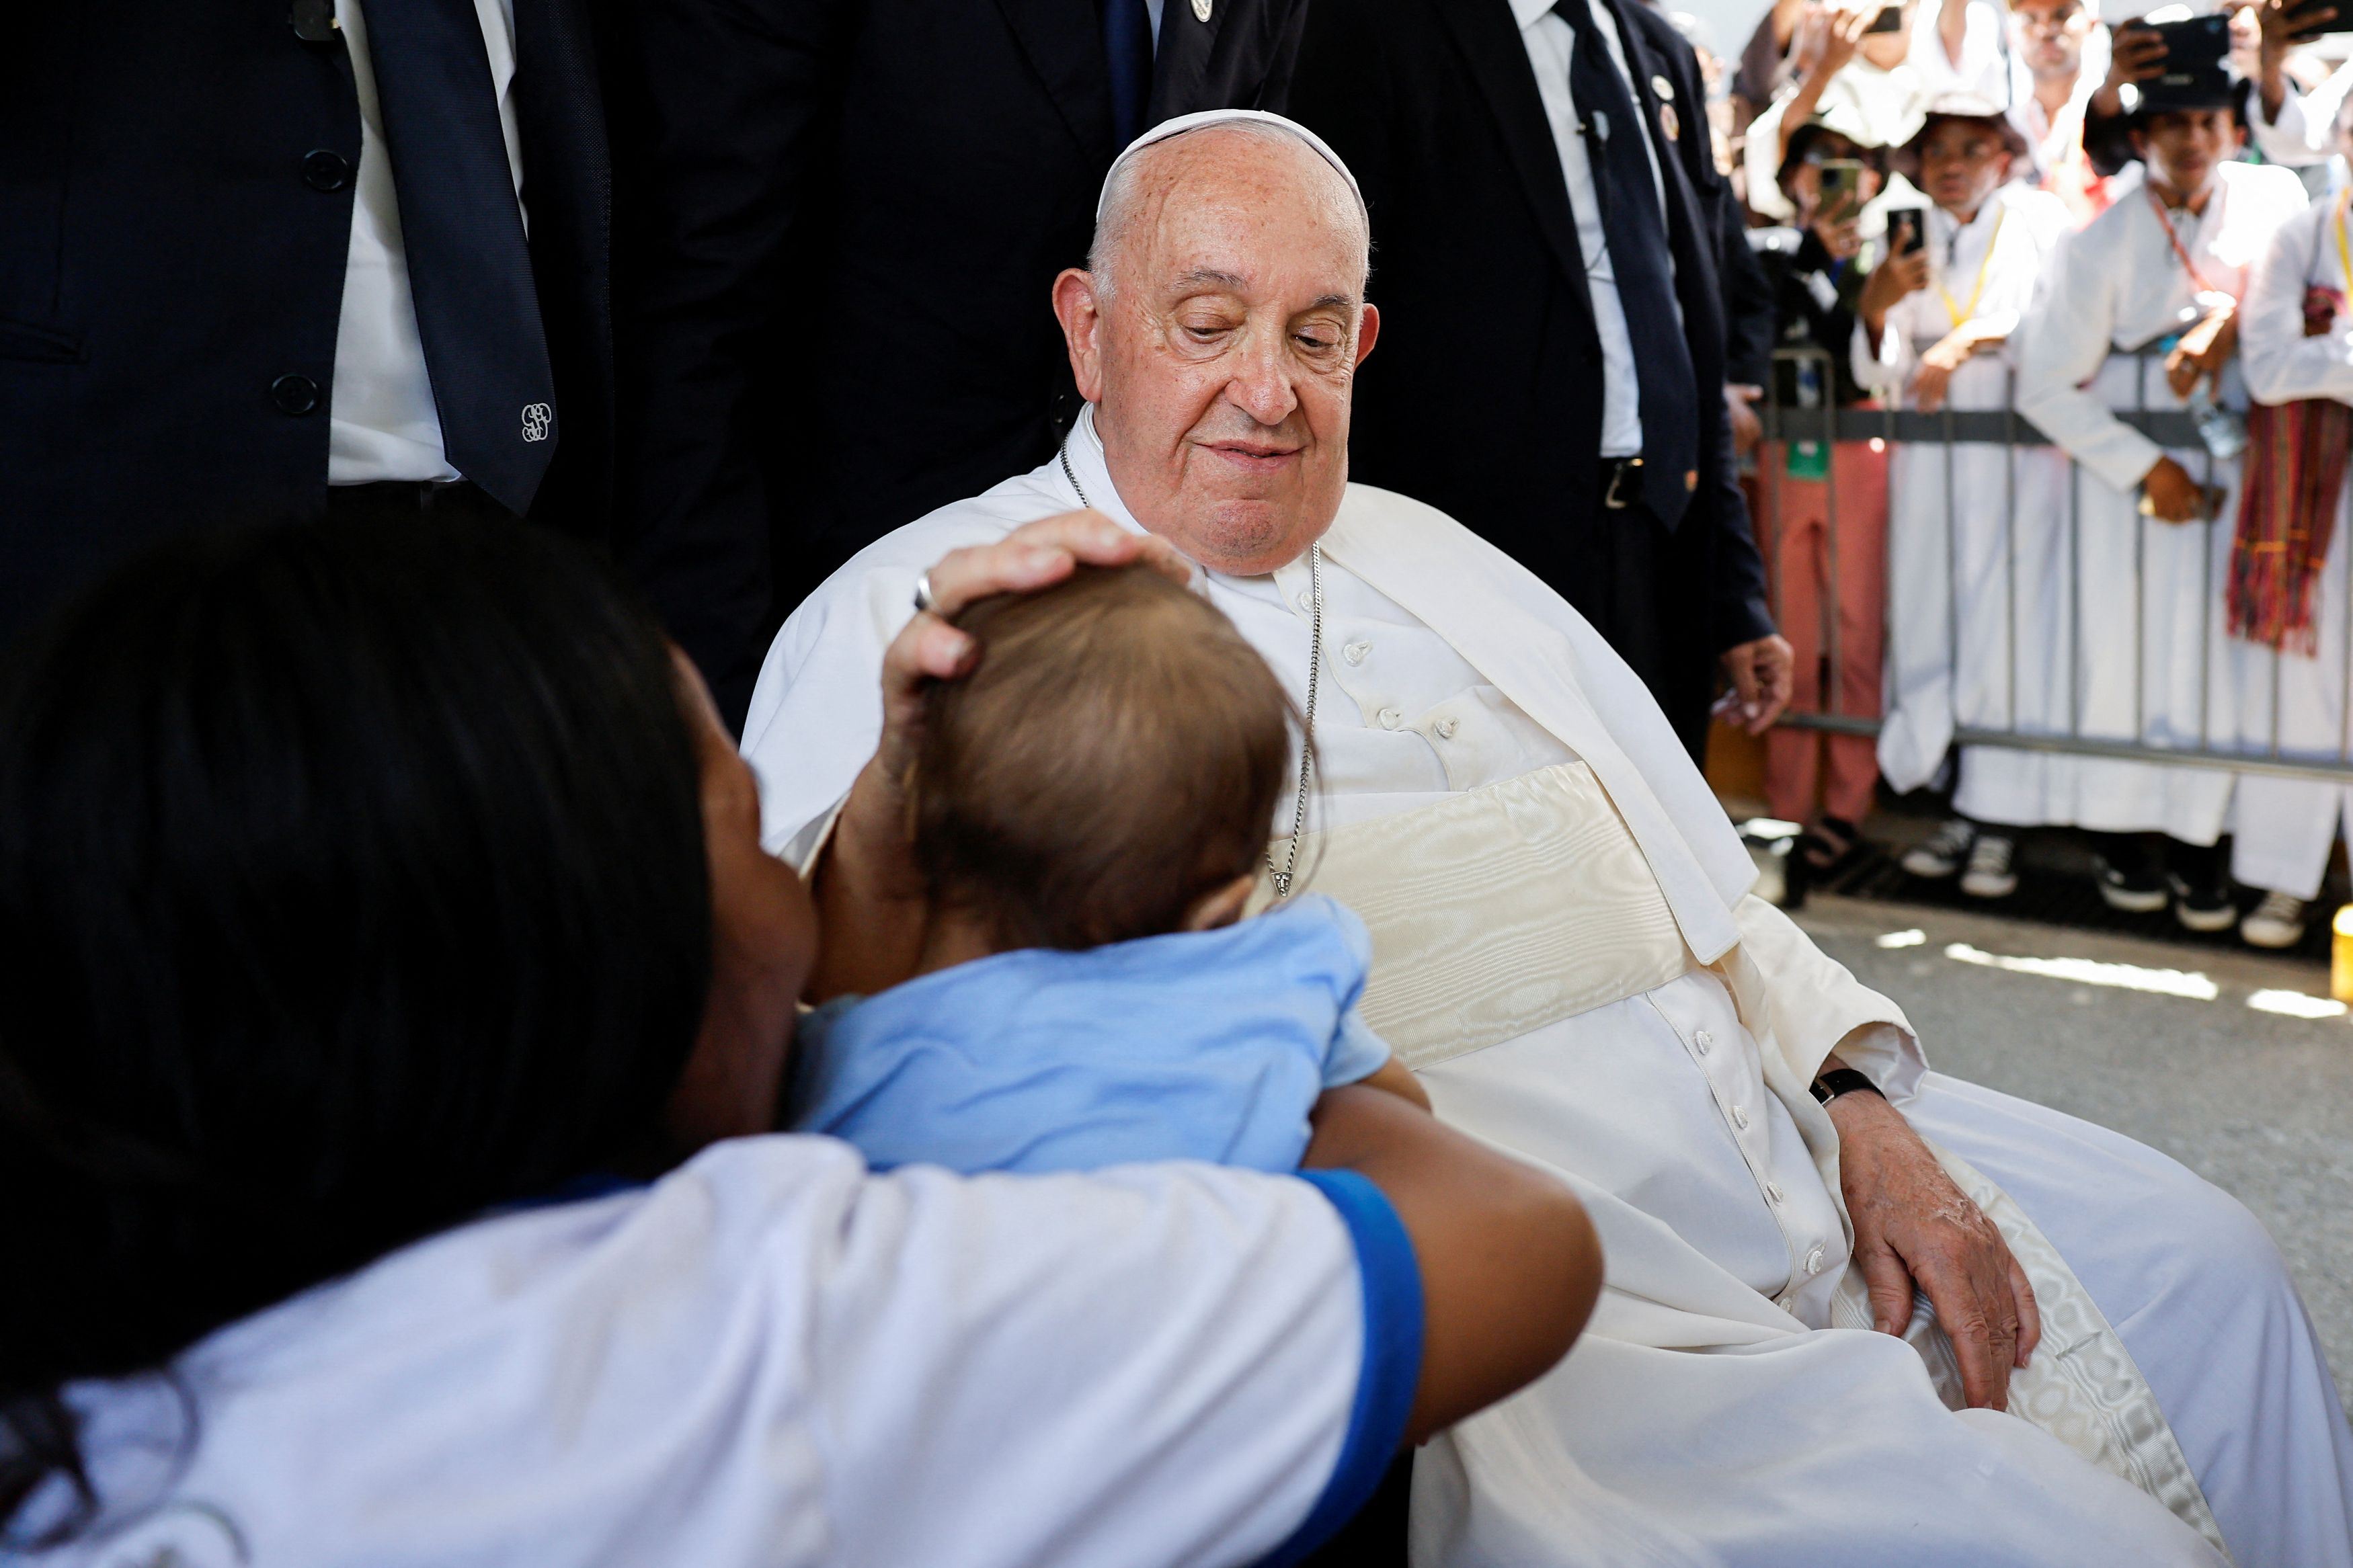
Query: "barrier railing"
1757 342 2353 785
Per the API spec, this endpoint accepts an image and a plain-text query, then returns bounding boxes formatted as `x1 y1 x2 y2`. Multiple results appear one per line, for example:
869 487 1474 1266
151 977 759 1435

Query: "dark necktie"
1101 0 1155 149
1556 0 1697 528
362 0 557 515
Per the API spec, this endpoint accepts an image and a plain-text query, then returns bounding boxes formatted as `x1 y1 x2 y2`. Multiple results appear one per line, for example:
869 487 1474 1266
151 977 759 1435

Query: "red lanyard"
2149 190 2221 296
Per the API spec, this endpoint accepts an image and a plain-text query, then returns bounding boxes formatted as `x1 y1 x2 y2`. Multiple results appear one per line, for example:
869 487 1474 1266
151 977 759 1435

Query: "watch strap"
1810 1066 1885 1105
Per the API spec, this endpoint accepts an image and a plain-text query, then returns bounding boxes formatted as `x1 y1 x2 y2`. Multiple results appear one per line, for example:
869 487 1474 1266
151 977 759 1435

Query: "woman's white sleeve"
789 1150 1421 1568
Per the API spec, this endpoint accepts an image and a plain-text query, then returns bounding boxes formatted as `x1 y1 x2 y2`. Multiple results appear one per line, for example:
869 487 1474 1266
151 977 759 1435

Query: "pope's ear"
1355 301 1381 370
1053 267 1108 403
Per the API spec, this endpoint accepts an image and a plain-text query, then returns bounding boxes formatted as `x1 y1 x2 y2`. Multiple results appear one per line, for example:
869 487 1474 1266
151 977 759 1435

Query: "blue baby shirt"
786 893 1396 1175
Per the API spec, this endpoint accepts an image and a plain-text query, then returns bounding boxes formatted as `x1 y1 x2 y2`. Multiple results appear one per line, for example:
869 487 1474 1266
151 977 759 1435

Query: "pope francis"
742 111 2353 1567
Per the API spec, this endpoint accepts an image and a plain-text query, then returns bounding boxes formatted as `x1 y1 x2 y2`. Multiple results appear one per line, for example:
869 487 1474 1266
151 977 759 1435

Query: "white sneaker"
1901 819 1975 880
1960 832 2018 899
2241 890 2310 950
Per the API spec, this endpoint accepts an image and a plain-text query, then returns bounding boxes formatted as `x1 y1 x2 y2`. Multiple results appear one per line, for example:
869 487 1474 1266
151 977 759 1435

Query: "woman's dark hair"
0 517 713 1540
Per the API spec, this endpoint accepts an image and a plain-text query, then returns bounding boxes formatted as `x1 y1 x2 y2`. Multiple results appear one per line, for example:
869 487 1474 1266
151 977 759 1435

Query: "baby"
786 562 1425 1175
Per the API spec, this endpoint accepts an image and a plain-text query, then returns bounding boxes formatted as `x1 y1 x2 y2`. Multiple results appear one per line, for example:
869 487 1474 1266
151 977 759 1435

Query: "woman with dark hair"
0 512 1599 1565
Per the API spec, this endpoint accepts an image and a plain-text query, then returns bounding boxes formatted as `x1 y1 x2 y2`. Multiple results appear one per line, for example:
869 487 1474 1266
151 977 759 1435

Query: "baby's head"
914 563 1297 952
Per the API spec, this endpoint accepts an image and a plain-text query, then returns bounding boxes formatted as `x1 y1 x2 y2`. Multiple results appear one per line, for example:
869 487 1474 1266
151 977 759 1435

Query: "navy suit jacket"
0 0 616 647
1286 0 1774 744
610 0 1311 724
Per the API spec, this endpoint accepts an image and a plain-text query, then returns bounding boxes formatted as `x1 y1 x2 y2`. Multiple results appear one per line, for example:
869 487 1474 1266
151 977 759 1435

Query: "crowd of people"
1710 0 2353 954
8 3 2353 1567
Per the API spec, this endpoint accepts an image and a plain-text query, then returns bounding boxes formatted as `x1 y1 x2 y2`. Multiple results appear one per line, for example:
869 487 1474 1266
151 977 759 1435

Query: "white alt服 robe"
1856 183 2076 824
2230 194 2353 899
742 407 2353 1567
2015 161 2311 845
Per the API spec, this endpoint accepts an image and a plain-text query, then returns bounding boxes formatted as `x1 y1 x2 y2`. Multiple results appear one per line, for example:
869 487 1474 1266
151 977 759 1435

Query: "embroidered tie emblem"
1192 0 1211 19
520 403 553 442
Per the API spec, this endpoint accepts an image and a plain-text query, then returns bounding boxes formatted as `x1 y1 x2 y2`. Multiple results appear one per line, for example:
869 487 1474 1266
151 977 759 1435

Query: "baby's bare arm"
1356 1053 1433 1112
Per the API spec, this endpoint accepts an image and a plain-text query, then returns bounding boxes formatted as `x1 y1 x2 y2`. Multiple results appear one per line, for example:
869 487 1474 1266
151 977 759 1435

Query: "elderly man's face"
1053 130 1379 575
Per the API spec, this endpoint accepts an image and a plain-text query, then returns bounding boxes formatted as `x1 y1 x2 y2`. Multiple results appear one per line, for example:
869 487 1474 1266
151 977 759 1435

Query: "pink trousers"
1752 440 1890 826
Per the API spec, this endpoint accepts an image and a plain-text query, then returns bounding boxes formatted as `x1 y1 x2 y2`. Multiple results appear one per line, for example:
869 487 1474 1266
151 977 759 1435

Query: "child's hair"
916 563 1298 951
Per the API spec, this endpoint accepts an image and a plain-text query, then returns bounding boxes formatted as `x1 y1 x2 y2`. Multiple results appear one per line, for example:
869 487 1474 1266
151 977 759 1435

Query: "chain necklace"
1060 438 1320 897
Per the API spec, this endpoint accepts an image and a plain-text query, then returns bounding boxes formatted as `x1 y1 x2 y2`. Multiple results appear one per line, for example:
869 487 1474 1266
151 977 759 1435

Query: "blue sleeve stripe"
1257 1169 1426 1568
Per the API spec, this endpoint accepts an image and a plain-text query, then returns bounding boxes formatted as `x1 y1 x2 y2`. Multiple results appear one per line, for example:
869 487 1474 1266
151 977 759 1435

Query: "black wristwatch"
1809 1067 1884 1106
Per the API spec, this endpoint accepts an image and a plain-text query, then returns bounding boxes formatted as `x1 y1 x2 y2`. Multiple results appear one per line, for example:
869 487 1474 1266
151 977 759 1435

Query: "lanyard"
2334 188 2351 295
1937 206 2007 329
2149 189 2221 296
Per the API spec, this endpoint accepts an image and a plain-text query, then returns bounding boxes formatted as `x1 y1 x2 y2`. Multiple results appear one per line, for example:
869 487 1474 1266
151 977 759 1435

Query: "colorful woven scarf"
2229 391 2353 654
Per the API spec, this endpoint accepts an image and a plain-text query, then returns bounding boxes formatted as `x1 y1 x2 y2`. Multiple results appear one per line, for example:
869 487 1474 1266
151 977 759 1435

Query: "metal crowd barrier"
1757 342 2353 785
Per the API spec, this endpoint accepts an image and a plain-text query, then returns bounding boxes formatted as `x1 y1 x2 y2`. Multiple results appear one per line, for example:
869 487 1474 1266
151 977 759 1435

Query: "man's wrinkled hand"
871 511 1189 790
1720 633 1794 734
1829 1087 2042 1411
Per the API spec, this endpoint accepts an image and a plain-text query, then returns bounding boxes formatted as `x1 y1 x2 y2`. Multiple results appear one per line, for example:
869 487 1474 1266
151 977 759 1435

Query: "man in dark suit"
1287 0 1793 761
616 0 1310 727
0 0 616 648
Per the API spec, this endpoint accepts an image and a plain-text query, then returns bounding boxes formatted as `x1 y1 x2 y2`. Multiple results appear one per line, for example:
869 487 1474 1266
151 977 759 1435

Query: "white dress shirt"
32 1137 1380 1567
1513 0 1673 459
328 0 525 487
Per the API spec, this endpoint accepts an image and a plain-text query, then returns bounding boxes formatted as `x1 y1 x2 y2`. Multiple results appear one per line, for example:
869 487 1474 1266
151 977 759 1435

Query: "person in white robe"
2233 87 2353 945
1745 0 1929 223
1856 104 2073 897
748 109 2353 1567
2005 0 2118 227
2013 89 2311 935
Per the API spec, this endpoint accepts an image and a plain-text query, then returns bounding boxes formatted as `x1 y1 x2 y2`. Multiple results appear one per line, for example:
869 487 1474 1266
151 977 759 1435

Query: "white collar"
1511 0 1569 31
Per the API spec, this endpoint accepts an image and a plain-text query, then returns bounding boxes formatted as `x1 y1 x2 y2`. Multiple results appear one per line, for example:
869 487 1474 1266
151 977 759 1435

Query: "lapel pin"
1651 74 1675 101
1660 102 1679 141
1193 0 1211 19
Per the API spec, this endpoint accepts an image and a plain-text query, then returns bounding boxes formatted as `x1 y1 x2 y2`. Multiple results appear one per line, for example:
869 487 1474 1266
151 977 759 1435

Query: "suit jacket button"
302 149 354 192
270 374 322 415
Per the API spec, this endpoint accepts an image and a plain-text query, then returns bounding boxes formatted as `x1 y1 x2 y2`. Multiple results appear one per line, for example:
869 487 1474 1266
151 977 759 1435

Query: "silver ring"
912 572 937 614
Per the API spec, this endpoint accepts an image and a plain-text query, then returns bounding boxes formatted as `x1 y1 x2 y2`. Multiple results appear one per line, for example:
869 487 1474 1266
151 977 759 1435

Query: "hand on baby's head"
913 563 1299 956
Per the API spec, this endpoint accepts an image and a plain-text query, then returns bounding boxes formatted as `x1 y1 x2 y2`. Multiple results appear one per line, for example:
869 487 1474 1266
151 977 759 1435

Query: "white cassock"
1858 184 2075 823
2015 163 2311 850
742 407 2353 1567
2233 194 2353 899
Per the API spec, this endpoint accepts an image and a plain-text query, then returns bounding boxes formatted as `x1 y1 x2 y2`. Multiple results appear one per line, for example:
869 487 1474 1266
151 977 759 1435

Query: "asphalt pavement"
1794 892 2353 1414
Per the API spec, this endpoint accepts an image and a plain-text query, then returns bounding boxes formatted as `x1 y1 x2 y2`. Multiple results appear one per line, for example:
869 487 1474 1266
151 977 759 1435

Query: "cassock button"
1806 1245 1827 1276
1435 717 1459 740
270 373 322 415
1295 589 1314 612
1343 639 1370 665
302 149 353 192
1693 1028 1712 1053
1765 1182 1786 1205
1378 706 1404 730
1730 1105 1750 1130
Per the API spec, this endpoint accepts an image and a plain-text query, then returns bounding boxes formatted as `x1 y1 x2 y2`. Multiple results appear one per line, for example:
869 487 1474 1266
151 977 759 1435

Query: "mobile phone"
1887 207 1926 257
1818 158 1865 219
1863 3 1906 32
2145 14 2230 83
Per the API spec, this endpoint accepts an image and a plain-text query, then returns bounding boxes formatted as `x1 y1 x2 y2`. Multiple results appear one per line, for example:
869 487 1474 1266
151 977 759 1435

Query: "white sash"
1270 764 2229 1557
